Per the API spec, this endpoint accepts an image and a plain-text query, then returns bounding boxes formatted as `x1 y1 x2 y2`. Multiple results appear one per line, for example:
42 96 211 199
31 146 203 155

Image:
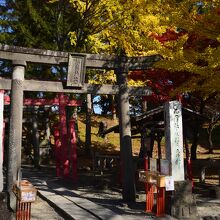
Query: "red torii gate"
4 93 81 182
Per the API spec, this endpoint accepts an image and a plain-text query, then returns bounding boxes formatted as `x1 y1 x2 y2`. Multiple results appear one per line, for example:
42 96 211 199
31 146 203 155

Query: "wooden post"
7 60 26 210
144 158 155 213
69 119 77 183
116 68 136 202
156 187 165 216
0 90 4 192
146 183 155 213
59 93 69 178
54 124 61 177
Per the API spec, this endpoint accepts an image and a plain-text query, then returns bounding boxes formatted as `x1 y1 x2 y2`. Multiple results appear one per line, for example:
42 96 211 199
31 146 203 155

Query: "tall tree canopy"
153 0 220 100
0 0 77 51
1 0 219 159
1 0 220 105
56 0 170 55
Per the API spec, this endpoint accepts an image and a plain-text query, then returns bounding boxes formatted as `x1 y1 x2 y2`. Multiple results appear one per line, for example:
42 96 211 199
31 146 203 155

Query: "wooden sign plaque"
149 158 157 172
67 54 86 87
160 159 170 175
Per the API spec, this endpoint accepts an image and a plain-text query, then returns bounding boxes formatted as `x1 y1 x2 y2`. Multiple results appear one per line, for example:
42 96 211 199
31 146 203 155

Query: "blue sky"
0 0 5 6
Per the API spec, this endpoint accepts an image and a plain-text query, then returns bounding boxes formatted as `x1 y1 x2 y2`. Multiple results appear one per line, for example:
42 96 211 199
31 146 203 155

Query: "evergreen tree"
0 0 77 50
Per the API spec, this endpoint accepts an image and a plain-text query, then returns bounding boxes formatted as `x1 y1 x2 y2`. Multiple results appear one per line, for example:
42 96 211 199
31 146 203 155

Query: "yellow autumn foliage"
53 0 220 97
153 0 220 97
53 0 170 56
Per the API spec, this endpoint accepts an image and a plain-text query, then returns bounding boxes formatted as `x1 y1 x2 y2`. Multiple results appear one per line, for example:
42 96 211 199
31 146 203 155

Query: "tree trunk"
207 115 217 154
207 126 213 154
148 131 155 158
191 127 199 160
191 99 205 160
32 107 40 168
184 138 190 160
157 140 162 160
85 94 92 153
111 95 117 120
191 143 197 160
139 128 147 158
142 99 147 112
45 107 51 141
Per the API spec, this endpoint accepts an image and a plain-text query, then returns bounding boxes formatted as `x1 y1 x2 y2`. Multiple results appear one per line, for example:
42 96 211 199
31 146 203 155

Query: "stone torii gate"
0 44 159 208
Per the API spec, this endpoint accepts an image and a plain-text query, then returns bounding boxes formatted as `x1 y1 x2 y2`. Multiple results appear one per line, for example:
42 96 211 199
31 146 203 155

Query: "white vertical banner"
165 101 184 181
0 90 4 192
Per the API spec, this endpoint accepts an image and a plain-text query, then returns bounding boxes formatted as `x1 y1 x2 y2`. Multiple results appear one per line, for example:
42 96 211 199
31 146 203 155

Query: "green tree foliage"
0 0 78 51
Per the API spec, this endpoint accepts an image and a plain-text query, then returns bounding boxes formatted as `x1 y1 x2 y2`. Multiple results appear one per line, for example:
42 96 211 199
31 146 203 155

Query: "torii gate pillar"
6 60 26 211
0 90 4 192
116 68 136 202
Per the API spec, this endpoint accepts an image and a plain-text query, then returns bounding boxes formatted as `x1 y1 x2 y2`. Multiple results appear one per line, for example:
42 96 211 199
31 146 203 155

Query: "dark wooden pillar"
7 60 26 210
116 68 136 202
